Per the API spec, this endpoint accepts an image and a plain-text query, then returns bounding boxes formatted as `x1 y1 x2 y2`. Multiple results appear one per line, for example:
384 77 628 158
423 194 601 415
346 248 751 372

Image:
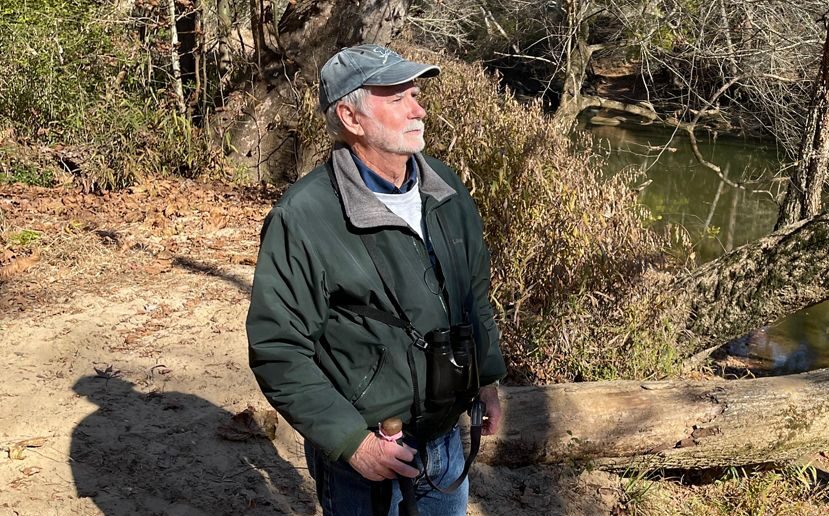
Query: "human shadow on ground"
70 375 315 515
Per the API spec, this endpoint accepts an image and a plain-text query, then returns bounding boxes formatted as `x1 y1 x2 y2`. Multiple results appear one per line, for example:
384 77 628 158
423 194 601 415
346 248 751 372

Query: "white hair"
324 87 370 142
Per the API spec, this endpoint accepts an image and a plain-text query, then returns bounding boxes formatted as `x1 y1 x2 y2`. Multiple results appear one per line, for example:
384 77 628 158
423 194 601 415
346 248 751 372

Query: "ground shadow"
70 375 315 515
172 256 252 295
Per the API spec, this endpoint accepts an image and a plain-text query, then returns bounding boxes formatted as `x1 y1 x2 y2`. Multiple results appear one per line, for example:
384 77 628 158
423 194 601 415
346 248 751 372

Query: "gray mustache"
405 121 425 132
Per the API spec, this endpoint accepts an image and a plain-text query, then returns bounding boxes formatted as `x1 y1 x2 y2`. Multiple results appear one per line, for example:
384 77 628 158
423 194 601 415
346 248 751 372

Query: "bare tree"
776 21 829 228
167 0 186 113
412 0 826 160
219 0 414 182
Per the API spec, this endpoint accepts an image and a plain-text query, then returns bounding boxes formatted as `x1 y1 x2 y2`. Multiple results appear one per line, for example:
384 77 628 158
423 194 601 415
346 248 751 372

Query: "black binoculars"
423 323 480 415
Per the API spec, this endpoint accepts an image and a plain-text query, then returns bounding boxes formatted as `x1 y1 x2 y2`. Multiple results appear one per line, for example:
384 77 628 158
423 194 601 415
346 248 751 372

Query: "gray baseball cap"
318 44 440 112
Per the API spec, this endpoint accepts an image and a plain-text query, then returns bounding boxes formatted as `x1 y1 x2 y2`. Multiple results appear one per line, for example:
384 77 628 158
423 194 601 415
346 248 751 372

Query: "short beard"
366 120 425 155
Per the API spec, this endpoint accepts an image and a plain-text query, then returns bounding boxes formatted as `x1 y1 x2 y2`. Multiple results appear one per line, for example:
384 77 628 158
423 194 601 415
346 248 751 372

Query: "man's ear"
336 102 365 137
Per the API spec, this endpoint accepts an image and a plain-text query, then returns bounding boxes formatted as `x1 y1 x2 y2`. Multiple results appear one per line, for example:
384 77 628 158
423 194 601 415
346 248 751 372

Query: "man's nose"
410 99 426 119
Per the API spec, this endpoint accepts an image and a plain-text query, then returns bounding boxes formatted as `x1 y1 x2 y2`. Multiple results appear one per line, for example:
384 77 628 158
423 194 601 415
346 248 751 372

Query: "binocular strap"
415 397 483 495
329 164 481 499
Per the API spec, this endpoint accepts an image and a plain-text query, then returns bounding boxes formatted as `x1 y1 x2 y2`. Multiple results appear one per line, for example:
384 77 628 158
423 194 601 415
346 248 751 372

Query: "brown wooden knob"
381 417 403 436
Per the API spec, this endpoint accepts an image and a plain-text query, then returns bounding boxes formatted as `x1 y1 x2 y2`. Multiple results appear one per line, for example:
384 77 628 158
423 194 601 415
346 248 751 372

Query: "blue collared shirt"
350 151 438 268
351 151 418 194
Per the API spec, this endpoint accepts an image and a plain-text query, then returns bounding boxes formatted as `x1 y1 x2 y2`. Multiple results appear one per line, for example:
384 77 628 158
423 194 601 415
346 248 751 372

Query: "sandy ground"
0 181 624 516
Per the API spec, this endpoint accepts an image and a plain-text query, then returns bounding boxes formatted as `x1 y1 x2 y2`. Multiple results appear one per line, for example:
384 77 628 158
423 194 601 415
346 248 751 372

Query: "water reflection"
581 116 782 263
581 115 829 374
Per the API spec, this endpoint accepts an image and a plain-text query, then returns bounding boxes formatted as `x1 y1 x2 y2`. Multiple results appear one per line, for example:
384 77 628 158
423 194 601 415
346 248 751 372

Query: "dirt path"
0 181 621 515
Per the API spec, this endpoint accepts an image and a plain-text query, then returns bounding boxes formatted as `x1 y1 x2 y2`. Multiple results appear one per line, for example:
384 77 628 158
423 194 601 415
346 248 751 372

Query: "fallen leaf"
94 365 122 379
21 466 41 476
217 406 279 442
14 437 47 448
8 476 32 489
229 255 257 266
149 364 172 376
143 261 172 274
7 437 48 460
0 252 41 279
8 446 25 460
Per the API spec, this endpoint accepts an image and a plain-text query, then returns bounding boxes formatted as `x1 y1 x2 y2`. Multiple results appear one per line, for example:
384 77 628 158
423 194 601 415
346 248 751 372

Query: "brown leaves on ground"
217 406 279 442
6 437 48 460
0 179 283 312
0 251 40 279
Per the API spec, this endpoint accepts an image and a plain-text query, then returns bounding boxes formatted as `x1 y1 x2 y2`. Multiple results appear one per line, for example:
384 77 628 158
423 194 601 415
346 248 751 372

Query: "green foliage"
0 160 54 187
0 0 224 190
0 0 121 135
7 229 42 247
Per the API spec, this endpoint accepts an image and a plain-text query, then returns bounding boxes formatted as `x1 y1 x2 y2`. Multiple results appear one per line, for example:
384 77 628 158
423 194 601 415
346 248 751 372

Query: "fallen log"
477 368 829 471
675 212 829 356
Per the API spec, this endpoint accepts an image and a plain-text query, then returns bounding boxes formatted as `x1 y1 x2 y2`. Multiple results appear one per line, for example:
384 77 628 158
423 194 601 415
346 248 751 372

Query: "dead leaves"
217 406 279 442
0 251 40 279
6 437 48 460
94 364 122 380
228 254 257 266
0 177 270 313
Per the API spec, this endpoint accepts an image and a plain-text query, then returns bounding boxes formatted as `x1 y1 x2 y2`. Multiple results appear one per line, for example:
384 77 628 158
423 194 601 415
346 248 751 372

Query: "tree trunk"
277 0 412 78
167 0 185 114
216 0 231 83
552 0 592 129
776 24 829 229
478 368 829 471
551 2 655 128
674 213 829 355
221 0 412 183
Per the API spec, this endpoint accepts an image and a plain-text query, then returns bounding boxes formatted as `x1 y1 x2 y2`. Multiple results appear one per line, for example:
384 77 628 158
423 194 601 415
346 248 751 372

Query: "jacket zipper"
410 235 449 320
351 347 387 404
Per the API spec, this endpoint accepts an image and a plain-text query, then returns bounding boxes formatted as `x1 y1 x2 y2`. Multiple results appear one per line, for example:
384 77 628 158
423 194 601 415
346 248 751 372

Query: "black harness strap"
355 231 481 496
327 165 480 496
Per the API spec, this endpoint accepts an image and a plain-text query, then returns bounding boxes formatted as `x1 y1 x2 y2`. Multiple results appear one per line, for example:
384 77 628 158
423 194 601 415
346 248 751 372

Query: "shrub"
297 45 691 383
0 0 222 189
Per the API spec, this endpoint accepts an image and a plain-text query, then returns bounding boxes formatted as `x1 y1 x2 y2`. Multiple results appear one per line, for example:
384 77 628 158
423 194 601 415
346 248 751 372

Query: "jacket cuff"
479 370 506 388
330 428 372 462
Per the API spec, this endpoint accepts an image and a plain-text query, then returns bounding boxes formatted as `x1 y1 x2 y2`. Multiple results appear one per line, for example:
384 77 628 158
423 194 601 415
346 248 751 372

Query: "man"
247 44 506 515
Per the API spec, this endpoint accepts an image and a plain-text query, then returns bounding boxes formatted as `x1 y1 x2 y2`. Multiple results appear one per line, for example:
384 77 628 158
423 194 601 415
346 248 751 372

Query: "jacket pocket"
350 346 387 404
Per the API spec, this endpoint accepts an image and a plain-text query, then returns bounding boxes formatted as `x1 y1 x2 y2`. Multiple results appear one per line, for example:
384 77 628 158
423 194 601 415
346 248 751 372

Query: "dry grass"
627 466 829 516
296 44 692 383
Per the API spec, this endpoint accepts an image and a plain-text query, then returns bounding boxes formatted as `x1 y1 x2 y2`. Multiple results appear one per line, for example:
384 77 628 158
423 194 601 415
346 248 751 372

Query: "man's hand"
479 384 502 436
348 433 419 481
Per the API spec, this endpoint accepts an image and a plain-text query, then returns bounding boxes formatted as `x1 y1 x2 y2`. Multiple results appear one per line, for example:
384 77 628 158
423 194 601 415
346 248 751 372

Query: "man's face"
356 82 426 156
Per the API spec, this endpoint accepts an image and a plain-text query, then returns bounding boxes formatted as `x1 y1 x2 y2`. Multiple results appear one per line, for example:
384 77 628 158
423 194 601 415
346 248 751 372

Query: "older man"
247 44 506 515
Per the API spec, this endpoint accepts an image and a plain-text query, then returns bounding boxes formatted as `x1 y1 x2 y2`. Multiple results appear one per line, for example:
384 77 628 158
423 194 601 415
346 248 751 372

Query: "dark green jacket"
246 144 506 461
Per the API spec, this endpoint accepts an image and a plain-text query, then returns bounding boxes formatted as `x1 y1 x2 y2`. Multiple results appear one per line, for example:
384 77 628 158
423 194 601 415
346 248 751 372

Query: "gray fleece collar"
331 143 456 229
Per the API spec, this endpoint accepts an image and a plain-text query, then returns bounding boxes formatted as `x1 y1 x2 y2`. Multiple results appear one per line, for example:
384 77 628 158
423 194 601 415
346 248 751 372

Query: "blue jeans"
304 426 469 516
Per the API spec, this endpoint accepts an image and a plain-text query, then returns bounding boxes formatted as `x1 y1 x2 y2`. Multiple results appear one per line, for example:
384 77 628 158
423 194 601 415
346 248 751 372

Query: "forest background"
2 0 829 514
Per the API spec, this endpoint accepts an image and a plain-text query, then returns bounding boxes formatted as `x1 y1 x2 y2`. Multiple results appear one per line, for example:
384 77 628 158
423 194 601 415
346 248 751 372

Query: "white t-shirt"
373 183 425 240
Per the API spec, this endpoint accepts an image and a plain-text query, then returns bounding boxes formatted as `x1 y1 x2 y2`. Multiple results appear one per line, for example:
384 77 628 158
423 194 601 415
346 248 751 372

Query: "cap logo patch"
370 46 399 64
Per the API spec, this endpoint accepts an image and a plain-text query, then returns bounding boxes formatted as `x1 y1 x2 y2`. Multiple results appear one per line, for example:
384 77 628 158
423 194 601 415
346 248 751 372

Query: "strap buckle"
468 398 486 428
407 326 428 350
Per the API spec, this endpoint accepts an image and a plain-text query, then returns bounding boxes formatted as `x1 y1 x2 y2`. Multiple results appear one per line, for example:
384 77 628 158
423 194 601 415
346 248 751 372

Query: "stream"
581 115 829 374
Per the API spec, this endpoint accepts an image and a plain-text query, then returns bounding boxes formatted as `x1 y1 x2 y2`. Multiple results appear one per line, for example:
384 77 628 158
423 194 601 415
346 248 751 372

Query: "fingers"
393 442 416 462
360 469 386 482
384 441 418 478
388 457 420 478
482 404 502 435
348 433 420 480
482 414 501 436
